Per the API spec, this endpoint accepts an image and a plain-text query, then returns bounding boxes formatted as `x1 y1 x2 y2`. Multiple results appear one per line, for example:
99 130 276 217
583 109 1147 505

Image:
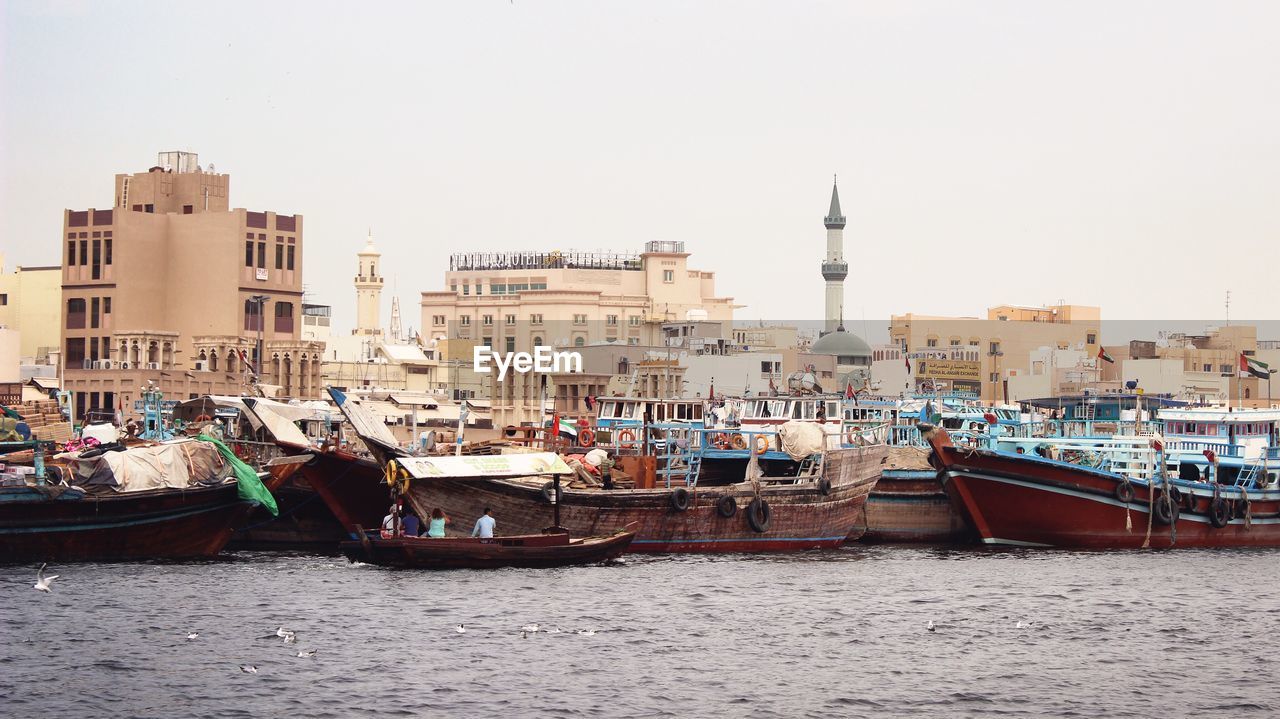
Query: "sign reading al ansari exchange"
916 359 981 381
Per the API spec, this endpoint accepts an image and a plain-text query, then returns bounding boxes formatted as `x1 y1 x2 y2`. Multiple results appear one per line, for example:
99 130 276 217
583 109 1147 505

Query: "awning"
396 452 571 480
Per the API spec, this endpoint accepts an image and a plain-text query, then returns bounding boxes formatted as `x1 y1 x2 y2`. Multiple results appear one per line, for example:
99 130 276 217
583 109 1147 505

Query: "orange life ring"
194 414 213 423
731 434 749 450
753 434 770 455
617 429 637 446
578 429 595 447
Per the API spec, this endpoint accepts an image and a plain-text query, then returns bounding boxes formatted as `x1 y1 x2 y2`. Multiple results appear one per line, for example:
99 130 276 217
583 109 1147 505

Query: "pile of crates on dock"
8 399 74 444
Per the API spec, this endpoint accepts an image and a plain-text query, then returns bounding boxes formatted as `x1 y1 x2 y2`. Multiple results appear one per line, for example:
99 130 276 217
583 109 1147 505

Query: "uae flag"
904 354 912 372
1097 347 1115 364
1241 354 1270 380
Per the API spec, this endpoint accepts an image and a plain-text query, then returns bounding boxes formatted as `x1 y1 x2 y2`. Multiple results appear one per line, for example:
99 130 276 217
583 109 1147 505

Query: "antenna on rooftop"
1225 290 1231 326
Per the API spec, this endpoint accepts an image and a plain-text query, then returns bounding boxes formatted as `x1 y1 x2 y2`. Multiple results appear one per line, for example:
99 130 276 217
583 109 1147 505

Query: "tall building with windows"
59 151 322 419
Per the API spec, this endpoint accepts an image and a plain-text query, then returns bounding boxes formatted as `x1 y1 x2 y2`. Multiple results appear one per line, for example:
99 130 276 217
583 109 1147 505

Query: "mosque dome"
811 327 872 365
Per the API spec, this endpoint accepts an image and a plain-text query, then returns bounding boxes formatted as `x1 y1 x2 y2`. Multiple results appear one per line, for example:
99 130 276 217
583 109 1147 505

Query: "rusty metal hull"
408 445 888 553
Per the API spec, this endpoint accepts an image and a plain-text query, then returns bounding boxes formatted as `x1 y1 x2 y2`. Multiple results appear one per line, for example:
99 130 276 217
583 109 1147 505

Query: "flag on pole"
904 354 911 372
768 376 777 395
845 383 855 400
1241 353 1269 379
1097 347 1115 364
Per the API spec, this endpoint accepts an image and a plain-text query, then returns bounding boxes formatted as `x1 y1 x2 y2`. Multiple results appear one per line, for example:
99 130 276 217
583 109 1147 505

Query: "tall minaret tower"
354 229 384 337
821 177 848 334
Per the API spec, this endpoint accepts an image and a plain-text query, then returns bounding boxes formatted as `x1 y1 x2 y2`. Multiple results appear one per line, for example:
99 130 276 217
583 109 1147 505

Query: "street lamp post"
1270 369 1276 407
250 294 270 377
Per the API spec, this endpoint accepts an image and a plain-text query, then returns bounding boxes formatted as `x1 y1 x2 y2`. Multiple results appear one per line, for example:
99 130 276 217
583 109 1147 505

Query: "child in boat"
426 508 450 538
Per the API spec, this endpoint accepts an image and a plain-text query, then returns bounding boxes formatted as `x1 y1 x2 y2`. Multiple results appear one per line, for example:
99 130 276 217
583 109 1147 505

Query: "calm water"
3 546 1278 718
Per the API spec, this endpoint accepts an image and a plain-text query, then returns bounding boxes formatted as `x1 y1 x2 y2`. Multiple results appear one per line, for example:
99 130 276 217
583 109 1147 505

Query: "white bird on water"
296 649 317 658
456 624 466 634
186 632 200 641
926 620 936 633
34 563 58 593
276 626 294 638
240 665 258 674
576 629 597 637
520 630 528 640
1016 621 1027 629
521 623 540 633
284 633 296 644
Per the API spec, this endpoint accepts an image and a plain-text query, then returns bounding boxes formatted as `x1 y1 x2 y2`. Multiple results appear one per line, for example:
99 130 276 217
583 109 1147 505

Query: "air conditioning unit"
82 359 93 369
118 361 131 370
194 361 208 371
146 362 160 370
101 360 114 370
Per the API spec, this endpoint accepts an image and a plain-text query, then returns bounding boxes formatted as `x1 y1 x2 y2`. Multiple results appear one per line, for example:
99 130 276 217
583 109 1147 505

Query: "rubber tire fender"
746 497 772 533
715 495 737 518
670 486 691 512
1114 480 1135 504
817 477 833 496
1208 497 1230 529
1153 491 1180 526
541 481 557 503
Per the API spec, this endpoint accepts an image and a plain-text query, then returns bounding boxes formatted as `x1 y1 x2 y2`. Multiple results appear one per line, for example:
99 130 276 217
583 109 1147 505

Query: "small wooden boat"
859 446 973 543
341 526 635 569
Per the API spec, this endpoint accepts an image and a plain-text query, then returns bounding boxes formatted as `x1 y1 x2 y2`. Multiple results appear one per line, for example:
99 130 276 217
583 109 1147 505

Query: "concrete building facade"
888 303 1102 402
0 255 62 363
59 152 322 419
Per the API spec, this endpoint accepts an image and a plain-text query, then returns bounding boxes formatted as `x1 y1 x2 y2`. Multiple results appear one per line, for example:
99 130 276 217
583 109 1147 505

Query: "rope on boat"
1141 480 1155 549
1240 485 1252 530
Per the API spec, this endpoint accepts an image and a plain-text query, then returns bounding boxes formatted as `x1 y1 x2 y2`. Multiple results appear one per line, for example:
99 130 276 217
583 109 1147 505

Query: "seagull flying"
186 632 200 641
240 665 258 674
456 624 466 634
296 649 317 658
34 563 58 593
926 620 936 633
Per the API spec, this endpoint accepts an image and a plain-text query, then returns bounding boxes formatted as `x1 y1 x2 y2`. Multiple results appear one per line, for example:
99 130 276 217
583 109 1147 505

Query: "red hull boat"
924 426 1280 549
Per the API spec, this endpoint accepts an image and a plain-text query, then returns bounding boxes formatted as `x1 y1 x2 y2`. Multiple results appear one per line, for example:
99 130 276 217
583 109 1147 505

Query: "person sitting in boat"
426 507 450 538
382 504 398 538
471 507 496 539
402 508 422 537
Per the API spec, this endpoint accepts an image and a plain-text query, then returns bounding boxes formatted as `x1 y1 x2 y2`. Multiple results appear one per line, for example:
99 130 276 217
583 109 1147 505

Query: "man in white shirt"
471 507 496 538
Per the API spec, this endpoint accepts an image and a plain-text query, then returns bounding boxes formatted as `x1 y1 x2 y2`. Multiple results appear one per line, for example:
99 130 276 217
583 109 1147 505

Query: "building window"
275 244 284 270
531 282 547 290
926 338 938 348
989 341 1001 355
244 299 264 332
245 241 254 267
432 315 445 326
104 239 112 265
287 246 295 270
463 284 470 295
459 316 471 326
68 241 76 265
1087 333 1097 345
663 270 674 283
275 302 294 333
504 314 516 325
491 283 506 295
91 240 101 279
482 314 493 326
0 294 6 306
482 336 493 347
574 336 586 347
257 242 266 268
91 297 100 328
573 314 587 325
80 240 88 265
104 297 111 315
532 336 543 346
629 315 641 326
530 314 543 325
505 336 516 353
950 338 961 346
606 315 618 326
65 337 86 364
183 205 193 214
475 282 482 296
66 298 87 329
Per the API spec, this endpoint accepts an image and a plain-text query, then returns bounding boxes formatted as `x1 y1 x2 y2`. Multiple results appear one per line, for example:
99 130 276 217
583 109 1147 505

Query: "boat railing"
224 438 286 469
1164 440 1242 458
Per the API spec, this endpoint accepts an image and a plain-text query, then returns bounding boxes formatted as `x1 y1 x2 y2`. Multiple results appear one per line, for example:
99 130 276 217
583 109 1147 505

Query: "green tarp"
197 433 279 516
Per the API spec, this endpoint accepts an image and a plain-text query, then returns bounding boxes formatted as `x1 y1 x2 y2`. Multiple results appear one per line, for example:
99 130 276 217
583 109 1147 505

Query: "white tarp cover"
330 388 401 449
777 420 826 461
248 401 313 447
73 439 229 492
398 452 571 480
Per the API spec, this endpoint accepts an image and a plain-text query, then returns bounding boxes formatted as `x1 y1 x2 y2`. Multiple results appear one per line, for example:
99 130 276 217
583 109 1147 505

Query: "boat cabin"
594 397 706 428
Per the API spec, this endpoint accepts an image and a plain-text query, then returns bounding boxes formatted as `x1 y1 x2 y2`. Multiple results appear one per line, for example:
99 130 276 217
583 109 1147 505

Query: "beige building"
1123 325 1270 406
889 303 1102 402
0 255 62 362
421 241 737 353
60 151 322 420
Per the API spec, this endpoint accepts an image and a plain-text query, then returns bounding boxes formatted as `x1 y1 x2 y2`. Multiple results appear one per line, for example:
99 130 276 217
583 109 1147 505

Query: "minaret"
821 177 848 334
354 229 384 337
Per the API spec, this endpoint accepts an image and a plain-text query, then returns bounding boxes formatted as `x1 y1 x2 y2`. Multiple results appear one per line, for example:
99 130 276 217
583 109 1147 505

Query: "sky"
2 1 1277 339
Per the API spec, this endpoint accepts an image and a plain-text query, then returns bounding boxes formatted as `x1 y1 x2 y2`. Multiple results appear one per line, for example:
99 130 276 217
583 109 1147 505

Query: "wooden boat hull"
861 469 973 543
928 434 1280 549
227 477 349 550
0 483 256 563
285 446 389 540
340 529 634 569
407 445 888 553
